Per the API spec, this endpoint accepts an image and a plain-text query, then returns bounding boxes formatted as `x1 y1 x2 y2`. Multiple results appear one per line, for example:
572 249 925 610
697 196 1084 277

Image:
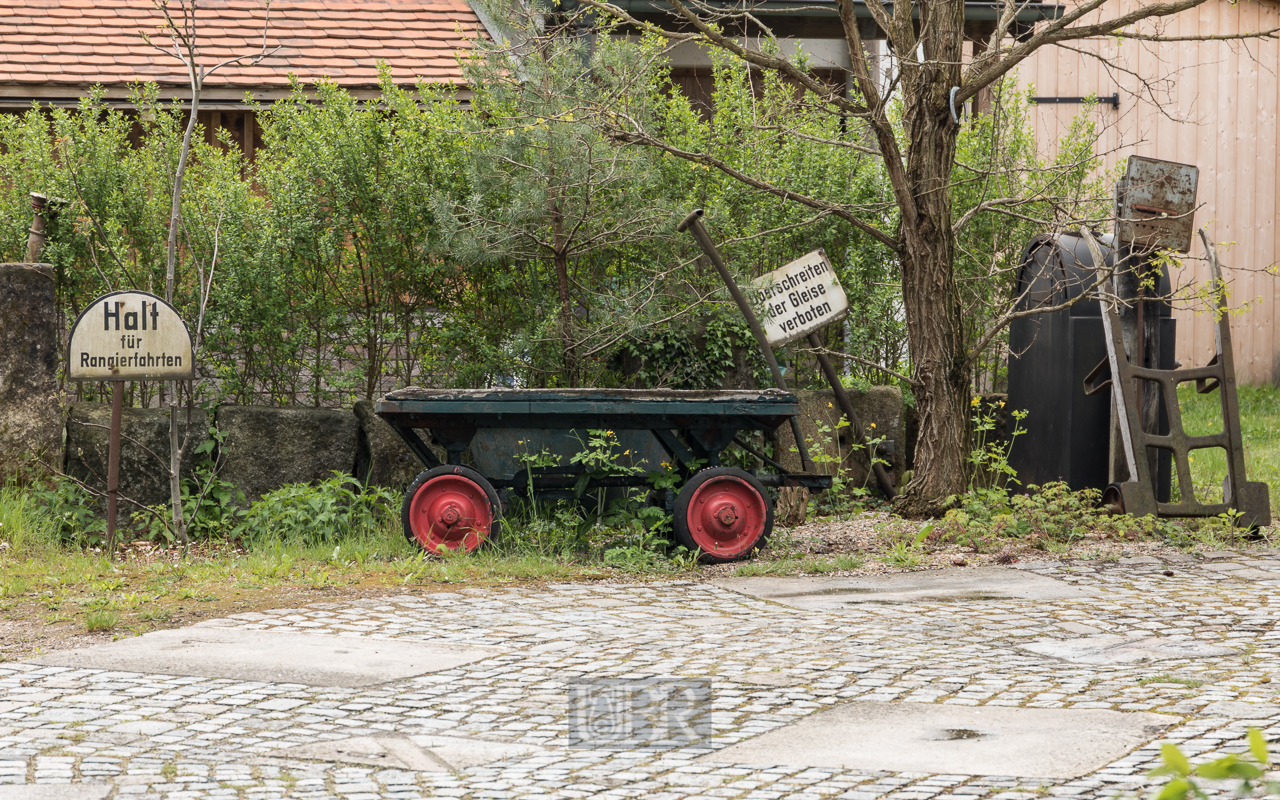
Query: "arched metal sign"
67 291 194 382
65 290 194 556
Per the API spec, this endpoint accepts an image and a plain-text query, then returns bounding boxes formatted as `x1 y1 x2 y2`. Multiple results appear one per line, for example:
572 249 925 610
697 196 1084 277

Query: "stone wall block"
0 263 61 480
64 403 208 507
216 405 358 501
353 400 422 491
771 386 905 491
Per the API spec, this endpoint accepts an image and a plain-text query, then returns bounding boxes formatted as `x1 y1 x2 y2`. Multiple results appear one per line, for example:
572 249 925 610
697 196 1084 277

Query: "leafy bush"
234 473 398 546
25 477 106 548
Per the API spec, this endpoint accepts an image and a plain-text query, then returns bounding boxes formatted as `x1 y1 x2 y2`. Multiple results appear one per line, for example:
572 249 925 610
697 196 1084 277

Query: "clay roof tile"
0 0 483 90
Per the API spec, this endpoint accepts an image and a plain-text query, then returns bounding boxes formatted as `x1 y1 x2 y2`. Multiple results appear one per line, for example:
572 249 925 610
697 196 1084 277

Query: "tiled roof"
0 0 486 91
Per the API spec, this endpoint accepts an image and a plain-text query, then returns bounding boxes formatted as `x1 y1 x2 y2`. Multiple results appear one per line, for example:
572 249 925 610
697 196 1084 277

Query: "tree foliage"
0 36 1100 435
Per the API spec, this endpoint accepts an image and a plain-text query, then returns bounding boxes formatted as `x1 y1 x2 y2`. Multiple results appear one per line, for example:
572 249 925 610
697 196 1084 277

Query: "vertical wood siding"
1017 0 1280 384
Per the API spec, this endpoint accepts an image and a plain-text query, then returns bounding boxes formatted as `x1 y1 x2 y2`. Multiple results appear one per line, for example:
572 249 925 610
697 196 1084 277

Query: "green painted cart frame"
374 388 832 563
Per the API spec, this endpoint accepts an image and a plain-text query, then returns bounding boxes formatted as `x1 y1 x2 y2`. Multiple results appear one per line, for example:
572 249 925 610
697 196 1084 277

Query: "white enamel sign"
749 249 850 347
68 291 194 381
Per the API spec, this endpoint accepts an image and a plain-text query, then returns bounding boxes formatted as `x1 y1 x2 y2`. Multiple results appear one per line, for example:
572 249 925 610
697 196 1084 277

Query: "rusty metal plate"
1115 156 1199 252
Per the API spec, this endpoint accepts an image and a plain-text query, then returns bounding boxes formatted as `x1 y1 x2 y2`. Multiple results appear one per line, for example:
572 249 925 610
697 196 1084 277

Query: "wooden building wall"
1015 0 1280 385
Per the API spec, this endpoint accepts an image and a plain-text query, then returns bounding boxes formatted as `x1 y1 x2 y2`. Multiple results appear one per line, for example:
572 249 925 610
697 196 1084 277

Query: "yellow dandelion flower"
870 423 876 428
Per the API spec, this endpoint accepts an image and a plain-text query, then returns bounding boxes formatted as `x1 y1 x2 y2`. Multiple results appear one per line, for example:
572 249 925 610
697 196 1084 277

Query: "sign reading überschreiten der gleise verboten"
748 249 851 347
67 291 194 382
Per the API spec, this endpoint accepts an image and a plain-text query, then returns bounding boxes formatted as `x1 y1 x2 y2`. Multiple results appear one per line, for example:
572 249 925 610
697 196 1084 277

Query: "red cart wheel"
674 467 773 564
401 466 501 554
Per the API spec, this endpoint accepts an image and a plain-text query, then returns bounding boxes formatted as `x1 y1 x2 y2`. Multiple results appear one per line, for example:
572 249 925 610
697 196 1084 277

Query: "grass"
84 610 120 632
880 539 924 568
0 481 698 658
800 554 865 573
1177 384 1280 505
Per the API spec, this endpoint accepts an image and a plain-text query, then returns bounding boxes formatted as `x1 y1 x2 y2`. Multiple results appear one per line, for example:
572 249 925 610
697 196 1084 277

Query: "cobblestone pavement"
2 550 1279 799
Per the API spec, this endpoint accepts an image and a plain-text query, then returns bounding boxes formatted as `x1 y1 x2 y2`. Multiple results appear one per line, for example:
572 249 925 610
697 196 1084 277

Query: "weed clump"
84 610 120 632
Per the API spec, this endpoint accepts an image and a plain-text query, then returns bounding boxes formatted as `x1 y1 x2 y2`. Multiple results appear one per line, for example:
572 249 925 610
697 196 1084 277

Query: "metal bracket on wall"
1080 229 1270 528
1029 94 1119 108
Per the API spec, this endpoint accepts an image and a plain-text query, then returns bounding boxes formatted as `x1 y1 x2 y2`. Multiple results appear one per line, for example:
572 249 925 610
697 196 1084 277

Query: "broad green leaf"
1249 728 1269 766
1161 743 1192 776
1153 777 1192 800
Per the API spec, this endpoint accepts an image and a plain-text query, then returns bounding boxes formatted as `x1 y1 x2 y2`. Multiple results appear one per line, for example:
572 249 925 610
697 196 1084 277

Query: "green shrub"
941 483 1100 543
234 473 397 546
932 481 1220 550
24 477 104 548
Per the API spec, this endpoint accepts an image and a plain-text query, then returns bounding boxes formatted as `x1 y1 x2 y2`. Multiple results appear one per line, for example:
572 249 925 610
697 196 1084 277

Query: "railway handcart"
374 388 833 563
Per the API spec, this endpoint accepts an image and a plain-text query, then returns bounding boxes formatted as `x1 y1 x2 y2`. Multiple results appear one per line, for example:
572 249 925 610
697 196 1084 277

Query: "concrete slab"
714 569 1092 609
0 787 112 800
703 701 1171 779
277 733 542 771
1020 635 1235 664
28 628 502 687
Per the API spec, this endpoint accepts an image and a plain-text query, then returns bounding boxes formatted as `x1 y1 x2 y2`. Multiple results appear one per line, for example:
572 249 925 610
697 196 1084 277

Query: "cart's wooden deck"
376 387 799 421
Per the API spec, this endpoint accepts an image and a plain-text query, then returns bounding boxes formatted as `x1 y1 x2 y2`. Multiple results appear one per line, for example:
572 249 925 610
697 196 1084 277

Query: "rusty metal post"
26 193 48 263
806 332 896 498
678 209 813 473
107 381 123 558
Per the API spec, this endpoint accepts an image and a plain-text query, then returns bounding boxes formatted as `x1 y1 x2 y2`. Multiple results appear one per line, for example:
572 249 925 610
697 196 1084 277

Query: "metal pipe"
677 209 814 473
807 332 897 498
107 381 123 559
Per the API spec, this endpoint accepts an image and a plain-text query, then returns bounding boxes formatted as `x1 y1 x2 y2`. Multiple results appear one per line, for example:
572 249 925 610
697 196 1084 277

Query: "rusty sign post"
678 209 895 498
67 291 194 555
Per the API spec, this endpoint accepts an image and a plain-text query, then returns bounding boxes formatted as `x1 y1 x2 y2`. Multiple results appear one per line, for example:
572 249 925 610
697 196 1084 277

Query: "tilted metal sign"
748 249 850 347
1115 156 1199 253
67 290 194 381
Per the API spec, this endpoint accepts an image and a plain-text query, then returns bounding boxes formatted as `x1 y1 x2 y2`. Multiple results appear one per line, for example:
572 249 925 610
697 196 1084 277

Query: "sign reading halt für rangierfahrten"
749 249 850 347
67 290 194 382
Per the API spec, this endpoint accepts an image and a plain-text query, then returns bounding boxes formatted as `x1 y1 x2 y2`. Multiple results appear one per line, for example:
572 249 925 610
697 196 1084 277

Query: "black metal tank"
1006 232 1174 497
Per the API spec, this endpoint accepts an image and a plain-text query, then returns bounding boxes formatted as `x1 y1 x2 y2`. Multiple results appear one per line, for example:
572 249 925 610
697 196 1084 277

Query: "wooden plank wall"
1015 0 1280 385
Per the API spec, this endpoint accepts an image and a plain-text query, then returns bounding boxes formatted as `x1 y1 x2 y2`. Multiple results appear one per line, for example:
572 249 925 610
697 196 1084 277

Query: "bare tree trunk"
166 86 201 556
892 2 971 516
